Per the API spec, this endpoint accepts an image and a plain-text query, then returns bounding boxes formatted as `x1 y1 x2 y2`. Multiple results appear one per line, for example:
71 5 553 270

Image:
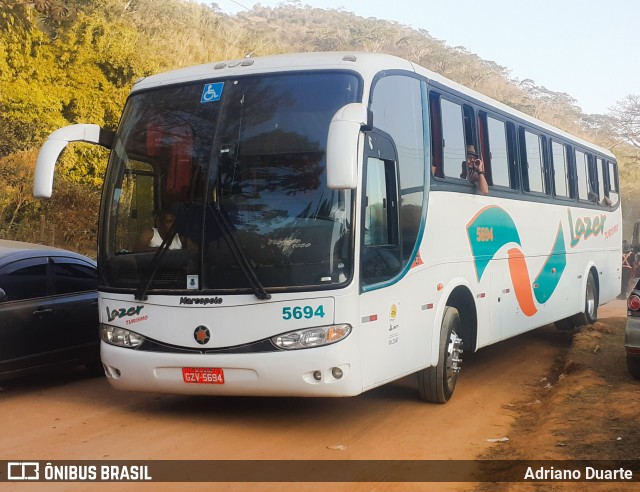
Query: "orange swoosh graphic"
507 248 538 316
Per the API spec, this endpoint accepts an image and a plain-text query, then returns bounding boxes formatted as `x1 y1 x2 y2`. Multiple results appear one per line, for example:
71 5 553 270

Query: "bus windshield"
99 72 360 294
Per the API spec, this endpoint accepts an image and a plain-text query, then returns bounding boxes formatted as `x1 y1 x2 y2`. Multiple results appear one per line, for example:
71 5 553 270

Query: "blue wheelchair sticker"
201 82 224 103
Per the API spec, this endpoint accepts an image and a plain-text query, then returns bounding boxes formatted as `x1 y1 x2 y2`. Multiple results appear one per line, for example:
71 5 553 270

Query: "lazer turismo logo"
106 305 145 323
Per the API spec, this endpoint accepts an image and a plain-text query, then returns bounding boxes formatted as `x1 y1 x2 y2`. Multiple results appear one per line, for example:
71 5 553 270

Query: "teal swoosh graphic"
467 206 567 311
532 224 567 304
467 206 521 281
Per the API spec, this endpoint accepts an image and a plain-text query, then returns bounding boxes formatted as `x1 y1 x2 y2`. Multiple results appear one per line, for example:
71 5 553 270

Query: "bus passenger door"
358 132 430 389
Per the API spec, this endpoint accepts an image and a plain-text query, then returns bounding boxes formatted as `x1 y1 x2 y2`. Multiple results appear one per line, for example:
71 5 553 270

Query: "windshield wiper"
134 228 179 301
207 203 271 300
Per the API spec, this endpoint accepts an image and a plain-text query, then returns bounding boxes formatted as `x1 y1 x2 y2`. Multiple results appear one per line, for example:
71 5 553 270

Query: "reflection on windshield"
100 72 360 293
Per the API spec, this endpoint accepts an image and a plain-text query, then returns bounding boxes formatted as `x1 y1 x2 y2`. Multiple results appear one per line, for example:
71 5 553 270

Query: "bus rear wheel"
417 306 463 403
571 271 599 327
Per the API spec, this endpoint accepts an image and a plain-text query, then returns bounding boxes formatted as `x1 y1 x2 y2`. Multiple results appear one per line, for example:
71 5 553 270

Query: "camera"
467 159 481 174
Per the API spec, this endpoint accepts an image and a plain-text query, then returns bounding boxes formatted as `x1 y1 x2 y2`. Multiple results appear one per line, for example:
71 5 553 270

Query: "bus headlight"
100 324 145 348
272 324 351 350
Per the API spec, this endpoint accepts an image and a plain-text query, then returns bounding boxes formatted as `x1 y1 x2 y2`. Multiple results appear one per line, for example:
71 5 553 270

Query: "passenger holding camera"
460 145 488 195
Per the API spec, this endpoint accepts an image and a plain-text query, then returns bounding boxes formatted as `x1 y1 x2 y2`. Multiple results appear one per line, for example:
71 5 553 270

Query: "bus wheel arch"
570 267 600 327
446 285 478 353
417 285 477 403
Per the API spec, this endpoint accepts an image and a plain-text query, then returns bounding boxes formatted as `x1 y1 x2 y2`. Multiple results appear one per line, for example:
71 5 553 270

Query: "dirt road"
0 300 631 491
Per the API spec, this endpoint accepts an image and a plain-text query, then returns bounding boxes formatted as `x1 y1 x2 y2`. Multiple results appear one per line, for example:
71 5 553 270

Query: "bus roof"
132 51 614 159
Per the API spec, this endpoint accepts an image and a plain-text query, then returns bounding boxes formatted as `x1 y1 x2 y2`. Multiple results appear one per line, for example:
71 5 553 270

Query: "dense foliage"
1 0 638 255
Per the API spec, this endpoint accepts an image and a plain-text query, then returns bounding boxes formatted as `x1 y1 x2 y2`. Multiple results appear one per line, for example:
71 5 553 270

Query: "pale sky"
212 0 639 115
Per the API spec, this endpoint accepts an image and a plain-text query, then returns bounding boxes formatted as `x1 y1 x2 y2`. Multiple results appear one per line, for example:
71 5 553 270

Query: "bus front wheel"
417 306 463 403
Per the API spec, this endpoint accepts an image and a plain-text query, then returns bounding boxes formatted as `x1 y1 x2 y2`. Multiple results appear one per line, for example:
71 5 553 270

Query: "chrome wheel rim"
445 330 463 392
586 280 596 320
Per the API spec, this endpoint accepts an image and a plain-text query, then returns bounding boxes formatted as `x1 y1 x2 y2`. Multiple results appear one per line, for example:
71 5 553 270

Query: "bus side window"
484 115 511 188
520 128 546 194
429 93 443 177
607 160 619 206
596 157 608 205
586 154 599 203
370 75 425 267
362 157 401 286
574 149 590 201
551 141 570 198
440 99 466 179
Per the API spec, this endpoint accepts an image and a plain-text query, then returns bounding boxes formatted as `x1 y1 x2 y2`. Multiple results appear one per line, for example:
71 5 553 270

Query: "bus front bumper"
100 340 362 397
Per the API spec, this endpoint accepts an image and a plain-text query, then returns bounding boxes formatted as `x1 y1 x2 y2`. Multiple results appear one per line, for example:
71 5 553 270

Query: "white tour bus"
34 52 621 402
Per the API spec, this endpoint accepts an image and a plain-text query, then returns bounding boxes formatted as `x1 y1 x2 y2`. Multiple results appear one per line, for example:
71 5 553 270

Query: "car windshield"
99 71 360 294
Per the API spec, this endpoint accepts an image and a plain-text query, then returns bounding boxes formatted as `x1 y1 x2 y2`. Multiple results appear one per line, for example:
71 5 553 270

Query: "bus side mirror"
33 124 114 198
326 103 371 189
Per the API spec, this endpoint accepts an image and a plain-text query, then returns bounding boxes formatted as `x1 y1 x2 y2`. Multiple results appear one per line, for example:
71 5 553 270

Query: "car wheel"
627 355 640 380
554 317 575 331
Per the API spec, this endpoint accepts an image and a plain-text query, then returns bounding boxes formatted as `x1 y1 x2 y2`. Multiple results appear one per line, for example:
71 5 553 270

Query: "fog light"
313 370 322 381
331 367 343 379
104 365 121 379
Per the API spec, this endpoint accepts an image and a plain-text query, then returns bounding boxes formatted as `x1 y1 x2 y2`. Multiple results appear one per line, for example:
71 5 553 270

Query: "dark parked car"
0 240 100 379
626 284 640 379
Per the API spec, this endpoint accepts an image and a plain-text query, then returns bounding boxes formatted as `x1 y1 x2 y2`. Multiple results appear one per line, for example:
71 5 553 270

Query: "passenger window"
608 161 619 206
52 260 97 295
551 142 569 197
523 130 545 193
0 259 48 301
440 99 466 179
596 158 606 204
486 116 510 187
575 150 589 201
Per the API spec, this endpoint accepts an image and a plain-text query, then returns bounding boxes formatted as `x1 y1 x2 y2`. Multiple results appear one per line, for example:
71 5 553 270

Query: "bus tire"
571 271 599 327
417 306 463 403
554 317 576 331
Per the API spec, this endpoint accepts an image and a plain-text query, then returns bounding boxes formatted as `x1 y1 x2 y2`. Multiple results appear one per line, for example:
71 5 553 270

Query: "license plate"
182 367 225 384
